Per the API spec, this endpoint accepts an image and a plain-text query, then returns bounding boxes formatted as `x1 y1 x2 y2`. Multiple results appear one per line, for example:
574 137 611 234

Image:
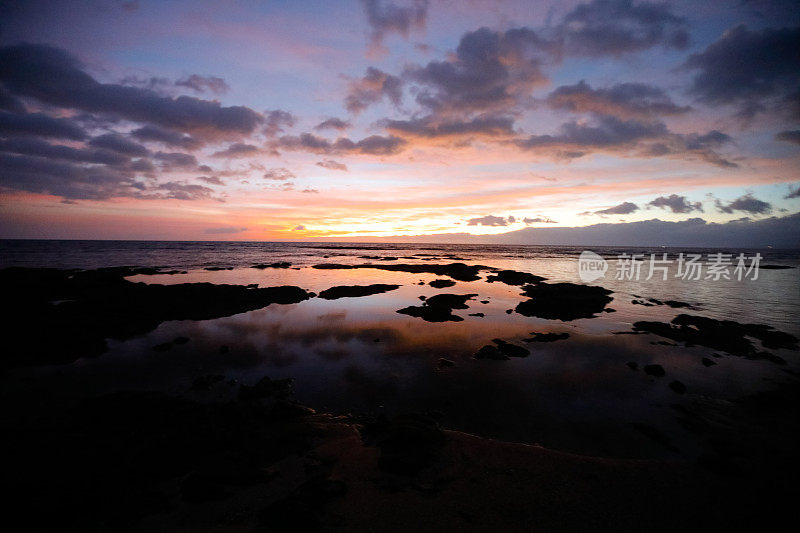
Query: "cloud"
0 86 26 113
316 160 348 171
175 74 229 95
0 44 263 139
407 27 552 116
595 201 639 215
647 194 703 213
130 125 202 150
153 151 198 168
197 176 224 186
466 215 510 226
88 133 150 156
560 0 689 56
204 226 247 234
715 193 772 215
274 133 406 156
212 143 260 158
157 181 216 200
514 115 736 167
776 130 800 144
302 188 320 193
0 110 86 140
683 25 800 120
292 225 306 231
315 118 351 131
545 80 691 119
263 109 296 137
361 0 429 52
344 67 403 114
0 137 129 166
381 114 515 140
523 216 557 224
786 184 800 199
263 167 296 180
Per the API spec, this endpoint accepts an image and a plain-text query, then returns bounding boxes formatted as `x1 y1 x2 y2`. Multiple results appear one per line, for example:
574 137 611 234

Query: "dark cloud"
776 130 800 144
345 67 403 114
315 118 351 131
648 194 703 213
157 181 216 200
175 74 229 95
263 109 296 137
88 133 149 156
0 44 263 138
212 143 260 158
361 0 429 51
302 188 320 193
407 27 552 115
545 80 690 119
316 160 348 171
0 137 130 166
514 115 735 167
130 125 202 150
561 0 689 56
715 193 772 215
523 216 557 224
263 168 296 181
595 201 639 215
382 114 515 139
0 110 86 140
785 184 800 199
683 25 800 120
292 225 306 231
466 215 509 226
153 151 198 168
197 176 224 186
0 86 26 113
274 133 406 156
204 226 247 234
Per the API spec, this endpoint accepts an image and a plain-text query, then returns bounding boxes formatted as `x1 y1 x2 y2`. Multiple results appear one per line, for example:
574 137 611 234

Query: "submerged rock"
251 262 292 269
669 380 687 394
318 284 400 300
492 339 530 357
644 364 666 377
474 345 509 360
429 279 456 288
514 282 613 321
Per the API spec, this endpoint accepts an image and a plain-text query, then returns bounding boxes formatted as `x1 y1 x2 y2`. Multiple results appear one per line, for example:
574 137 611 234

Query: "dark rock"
429 279 456 288
701 357 717 367
251 262 292 269
312 262 490 281
318 284 400 300
632 422 677 451
437 358 455 368
219 345 230 354
204 266 233 271
173 336 190 345
492 339 530 358
238 376 293 401
152 342 172 352
669 380 687 394
626 361 638 370
397 293 477 322
191 374 225 392
474 345 509 360
523 332 570 342
468 312 485 317
485 269 546 286
644 364 665 377
515 282 613 321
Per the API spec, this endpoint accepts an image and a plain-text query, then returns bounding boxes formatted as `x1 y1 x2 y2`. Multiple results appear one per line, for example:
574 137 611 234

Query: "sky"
0 0 798 242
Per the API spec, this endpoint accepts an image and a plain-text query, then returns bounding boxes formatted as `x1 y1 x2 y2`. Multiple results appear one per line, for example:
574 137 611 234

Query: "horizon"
1 1 799 243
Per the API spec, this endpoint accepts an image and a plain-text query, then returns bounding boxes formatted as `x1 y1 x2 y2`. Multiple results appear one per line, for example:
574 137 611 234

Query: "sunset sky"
1 0 798 241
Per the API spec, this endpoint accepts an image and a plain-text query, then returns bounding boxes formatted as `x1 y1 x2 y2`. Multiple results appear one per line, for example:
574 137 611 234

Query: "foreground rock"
318 284 400 300
0 267 313 367
397 293 477 322
515 282 613 321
